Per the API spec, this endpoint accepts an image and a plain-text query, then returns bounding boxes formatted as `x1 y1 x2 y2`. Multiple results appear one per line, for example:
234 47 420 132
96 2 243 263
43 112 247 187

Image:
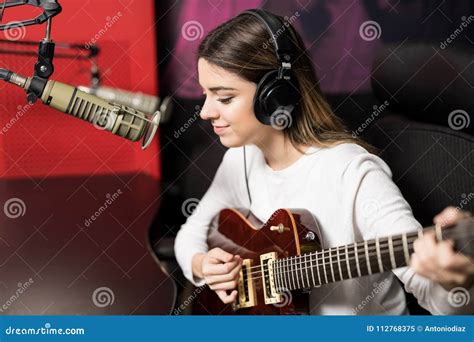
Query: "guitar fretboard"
272 229 424 291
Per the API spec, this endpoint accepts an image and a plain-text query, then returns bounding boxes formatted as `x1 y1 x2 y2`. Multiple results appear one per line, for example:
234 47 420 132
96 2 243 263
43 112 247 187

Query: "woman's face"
198 58 269 148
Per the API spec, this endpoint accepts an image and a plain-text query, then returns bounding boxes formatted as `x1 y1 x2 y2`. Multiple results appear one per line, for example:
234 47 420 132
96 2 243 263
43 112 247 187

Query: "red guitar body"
192 208 320 315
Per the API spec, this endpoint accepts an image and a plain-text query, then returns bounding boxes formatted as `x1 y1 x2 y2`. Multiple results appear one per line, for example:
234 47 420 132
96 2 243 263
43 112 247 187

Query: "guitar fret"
328 248 336 283
368 240 380 273
283 258 290 291
304 254 311 289
394 236 409 267
402 233 410 265
381 237 394 270
290 257 296 290
345 245 352 279
336 247 343 281
388 236 397 269
295 256 302 289
364 240 372 275
354 243 362 277
322 250 329 284
315 251 322 285
279 259 285 292
309 252 317 287
288 258 293 290
376 237 384 272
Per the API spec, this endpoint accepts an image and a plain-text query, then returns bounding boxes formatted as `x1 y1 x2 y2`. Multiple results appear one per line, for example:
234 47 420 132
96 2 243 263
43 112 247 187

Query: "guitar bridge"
260 252 283 305
231 258 257 311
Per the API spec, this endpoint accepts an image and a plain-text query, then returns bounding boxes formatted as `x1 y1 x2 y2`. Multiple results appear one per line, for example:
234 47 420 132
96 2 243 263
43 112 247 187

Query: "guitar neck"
272 229 427 291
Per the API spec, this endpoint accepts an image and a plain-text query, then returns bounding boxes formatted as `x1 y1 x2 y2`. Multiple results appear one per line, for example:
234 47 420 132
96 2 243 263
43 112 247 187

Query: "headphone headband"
241 9 296 66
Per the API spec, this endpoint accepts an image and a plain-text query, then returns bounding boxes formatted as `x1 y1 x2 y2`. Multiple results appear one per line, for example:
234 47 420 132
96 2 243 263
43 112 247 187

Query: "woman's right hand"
193 248 242 304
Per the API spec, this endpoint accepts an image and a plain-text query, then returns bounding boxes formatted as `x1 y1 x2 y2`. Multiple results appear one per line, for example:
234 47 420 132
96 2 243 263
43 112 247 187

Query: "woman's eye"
218 97 233 104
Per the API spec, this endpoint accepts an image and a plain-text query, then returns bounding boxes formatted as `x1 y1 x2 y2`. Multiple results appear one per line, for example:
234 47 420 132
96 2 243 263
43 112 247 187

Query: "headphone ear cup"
254 70 299 127
253 70 278 125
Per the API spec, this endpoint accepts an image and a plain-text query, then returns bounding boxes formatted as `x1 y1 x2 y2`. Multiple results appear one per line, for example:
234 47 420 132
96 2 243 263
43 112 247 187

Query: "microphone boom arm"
1 0 62 103
0 0 62 30
0 1 160 149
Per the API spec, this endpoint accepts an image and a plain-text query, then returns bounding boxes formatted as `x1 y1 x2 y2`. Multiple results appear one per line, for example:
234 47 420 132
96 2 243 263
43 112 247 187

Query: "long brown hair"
198 11 371 152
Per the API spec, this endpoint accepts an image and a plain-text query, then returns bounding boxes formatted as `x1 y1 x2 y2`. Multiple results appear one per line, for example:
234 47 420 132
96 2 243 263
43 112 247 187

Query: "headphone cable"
243 146 252 218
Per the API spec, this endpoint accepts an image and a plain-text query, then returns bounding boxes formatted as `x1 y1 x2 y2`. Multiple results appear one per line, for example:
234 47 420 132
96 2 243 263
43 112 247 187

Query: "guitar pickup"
232 258 257 310
260 252 283 305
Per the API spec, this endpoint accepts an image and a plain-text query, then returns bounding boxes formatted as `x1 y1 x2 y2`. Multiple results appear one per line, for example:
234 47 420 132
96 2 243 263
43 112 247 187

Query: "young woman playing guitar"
174 9 473 314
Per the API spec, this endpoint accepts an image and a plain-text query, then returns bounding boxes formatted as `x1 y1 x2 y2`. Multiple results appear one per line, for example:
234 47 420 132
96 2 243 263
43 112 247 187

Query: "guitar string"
243 241 416 283
243 228 465 274
212 229 470 303
243 236 417 275
247 229 468 282
218 225 471 302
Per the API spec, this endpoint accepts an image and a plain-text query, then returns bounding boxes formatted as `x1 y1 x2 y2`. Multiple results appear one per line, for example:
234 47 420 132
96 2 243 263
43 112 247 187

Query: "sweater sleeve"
174 149 238 286
341 150 474 314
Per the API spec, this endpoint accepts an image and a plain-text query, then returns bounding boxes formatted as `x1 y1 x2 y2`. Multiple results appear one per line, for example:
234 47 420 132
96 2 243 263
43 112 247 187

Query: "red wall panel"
0 0 161 180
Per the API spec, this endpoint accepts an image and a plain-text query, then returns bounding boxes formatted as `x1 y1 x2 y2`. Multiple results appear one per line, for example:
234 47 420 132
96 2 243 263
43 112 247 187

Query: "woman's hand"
193 248 242 304
411 206 474 290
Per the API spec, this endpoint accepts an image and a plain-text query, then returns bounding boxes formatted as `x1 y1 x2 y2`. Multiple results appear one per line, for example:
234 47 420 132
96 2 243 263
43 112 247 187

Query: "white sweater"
174 143 473 314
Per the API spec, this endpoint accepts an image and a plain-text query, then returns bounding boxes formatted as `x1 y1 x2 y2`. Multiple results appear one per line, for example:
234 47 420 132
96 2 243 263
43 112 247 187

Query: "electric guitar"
191 208 473 315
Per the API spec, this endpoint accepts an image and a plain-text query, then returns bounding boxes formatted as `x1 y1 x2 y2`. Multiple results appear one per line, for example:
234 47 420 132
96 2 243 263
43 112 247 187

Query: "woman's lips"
213 125 229 135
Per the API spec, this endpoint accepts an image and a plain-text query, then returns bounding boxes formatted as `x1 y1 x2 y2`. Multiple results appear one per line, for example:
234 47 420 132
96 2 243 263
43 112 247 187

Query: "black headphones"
241 9 300 127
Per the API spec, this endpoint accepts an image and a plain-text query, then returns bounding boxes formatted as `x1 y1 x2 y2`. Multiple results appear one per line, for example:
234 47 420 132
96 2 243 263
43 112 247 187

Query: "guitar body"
192 208 321 315
189 207 474 316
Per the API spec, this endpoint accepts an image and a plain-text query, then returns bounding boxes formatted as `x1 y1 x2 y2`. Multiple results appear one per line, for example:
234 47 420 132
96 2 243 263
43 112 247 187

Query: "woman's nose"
200 99 219 121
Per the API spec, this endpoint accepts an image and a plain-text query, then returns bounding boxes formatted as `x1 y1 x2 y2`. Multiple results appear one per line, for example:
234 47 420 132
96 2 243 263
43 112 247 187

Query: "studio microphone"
78 85 157 114
4 71 160 149
78 85 173 123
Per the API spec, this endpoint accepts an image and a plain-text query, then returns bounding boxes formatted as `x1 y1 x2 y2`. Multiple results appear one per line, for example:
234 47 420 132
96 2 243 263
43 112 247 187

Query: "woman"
174 9 473 314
